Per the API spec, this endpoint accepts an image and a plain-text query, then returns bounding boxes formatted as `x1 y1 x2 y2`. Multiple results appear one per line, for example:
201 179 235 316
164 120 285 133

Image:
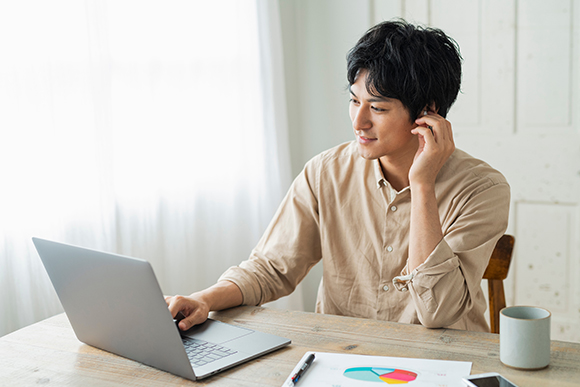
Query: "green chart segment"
344 367 418 384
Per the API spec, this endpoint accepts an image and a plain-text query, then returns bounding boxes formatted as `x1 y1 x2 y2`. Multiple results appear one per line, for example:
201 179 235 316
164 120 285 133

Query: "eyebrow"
349 87 394 104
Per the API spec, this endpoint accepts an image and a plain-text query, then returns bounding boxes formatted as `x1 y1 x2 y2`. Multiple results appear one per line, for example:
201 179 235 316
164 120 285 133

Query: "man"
166 20 510 332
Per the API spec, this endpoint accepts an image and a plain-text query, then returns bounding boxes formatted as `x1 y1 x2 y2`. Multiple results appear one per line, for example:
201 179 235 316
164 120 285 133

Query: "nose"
351 105 372 132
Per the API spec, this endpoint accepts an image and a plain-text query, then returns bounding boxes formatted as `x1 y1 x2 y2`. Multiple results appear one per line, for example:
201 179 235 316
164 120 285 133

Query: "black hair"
346 19 462 120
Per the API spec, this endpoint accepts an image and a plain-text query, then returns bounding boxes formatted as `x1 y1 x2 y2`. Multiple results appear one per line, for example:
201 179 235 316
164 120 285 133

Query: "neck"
379 147 417 192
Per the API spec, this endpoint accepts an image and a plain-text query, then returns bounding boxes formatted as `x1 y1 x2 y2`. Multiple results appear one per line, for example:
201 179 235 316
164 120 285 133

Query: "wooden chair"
482 234 515 334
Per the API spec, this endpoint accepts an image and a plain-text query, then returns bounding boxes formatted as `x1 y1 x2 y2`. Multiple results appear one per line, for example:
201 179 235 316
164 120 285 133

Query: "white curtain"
0 0 302 337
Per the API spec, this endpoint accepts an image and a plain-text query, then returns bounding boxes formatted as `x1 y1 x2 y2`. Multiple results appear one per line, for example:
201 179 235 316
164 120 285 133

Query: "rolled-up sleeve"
393 180 510 329
218 158 323 306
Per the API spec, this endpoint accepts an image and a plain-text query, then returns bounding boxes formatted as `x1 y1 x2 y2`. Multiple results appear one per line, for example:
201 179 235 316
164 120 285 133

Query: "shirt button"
383 285 389 291
390 205 397 212
387 246 393 252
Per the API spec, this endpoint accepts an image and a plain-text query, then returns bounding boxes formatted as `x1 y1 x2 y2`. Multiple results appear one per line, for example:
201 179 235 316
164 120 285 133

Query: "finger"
415 120 435 136
167 296 210 330
179 310 206 331
167 295 189 318
415 112 436 125
411 122 435 137
415 113 443 128
411 125 436 142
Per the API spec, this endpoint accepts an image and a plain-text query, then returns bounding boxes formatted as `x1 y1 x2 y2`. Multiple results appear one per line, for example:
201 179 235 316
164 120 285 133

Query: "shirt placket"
377 179 396 303
377 182 412 319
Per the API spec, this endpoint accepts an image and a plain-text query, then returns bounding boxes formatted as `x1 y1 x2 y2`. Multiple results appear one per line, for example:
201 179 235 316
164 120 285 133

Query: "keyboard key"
181 336 237 367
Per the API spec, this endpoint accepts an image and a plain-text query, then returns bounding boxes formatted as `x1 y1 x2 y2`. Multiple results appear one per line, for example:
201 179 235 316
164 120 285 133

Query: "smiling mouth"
356 134 377 144
355 130 376 139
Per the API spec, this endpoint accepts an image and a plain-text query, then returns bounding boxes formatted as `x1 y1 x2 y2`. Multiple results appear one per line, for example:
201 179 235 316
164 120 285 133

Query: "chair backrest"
482 234 515 334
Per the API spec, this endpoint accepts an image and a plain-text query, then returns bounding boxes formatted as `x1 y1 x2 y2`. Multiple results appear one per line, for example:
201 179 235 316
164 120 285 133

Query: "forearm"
407 110 454 273
402 182 510 329
408 182 443 272
194 280 243 312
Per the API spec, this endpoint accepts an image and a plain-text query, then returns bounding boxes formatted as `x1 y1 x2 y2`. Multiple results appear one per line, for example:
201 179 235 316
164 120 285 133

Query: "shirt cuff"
392 271 414 292
392 239 458 292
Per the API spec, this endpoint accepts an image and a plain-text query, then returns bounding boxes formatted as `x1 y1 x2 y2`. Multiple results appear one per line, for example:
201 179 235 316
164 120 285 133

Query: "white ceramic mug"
499 306 551 370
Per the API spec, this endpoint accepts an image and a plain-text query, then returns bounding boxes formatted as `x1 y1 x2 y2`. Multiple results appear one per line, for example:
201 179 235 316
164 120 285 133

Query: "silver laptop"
32 237 291 381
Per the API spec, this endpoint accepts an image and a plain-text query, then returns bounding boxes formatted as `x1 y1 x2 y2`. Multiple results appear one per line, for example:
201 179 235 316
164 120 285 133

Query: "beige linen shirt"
219 141 510 332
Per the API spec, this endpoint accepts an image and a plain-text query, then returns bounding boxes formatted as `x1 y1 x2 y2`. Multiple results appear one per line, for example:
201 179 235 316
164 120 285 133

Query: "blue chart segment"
344 367 418 384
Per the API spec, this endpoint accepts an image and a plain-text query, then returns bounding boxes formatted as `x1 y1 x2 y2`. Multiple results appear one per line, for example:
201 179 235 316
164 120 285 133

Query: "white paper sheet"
283 352 472 387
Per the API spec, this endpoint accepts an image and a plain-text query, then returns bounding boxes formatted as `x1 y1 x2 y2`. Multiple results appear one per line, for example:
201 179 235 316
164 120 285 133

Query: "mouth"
356 134 377 144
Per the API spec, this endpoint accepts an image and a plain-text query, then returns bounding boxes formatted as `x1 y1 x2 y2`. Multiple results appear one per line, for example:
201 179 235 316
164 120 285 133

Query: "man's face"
349 70 419 162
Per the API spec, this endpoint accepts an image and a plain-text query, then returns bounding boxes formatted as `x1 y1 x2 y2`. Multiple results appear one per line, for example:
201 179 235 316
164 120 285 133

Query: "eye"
349 98 360 105
371 106 386 112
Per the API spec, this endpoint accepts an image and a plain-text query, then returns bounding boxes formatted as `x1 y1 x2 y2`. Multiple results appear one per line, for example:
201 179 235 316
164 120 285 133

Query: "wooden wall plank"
516 0 573 130
480 0 516 133
515 202 572 314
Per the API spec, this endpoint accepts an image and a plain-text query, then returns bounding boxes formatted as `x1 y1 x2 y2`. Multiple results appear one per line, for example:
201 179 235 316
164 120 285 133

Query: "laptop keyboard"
182 336 238 367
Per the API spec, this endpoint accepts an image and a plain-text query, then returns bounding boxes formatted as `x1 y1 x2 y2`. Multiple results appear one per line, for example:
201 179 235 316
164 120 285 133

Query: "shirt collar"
373 159 387 189
372 158 411 199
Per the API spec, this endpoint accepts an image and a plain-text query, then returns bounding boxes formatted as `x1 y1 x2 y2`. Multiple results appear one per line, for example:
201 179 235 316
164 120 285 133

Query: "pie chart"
344 367 418 384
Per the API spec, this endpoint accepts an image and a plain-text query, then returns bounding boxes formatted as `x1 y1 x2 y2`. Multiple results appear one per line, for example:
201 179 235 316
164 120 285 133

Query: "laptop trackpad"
181 319 252 344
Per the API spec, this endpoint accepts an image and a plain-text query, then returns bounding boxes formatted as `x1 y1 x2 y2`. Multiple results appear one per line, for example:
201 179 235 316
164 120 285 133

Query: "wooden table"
1 306 579 386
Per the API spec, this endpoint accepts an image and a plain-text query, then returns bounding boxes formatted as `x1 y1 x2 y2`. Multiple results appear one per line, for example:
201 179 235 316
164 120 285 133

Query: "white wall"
278 0 371 311
279 0 368 177
278 0 580 342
